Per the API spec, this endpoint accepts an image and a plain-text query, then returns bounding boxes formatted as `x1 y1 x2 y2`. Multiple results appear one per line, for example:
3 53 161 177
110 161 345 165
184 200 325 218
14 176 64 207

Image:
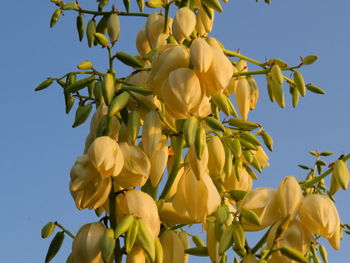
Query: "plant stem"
55 222 75 239
163 5 170 33
107 47 113 72
75 8 149 17
224 49 266 68
301 153 350 188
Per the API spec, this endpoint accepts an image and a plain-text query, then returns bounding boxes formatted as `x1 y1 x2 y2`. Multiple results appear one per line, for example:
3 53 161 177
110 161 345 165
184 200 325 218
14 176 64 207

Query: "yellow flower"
136 27 151 57
207 136 225 178
298 194 340 239
160 230 187 263
87 136 124 178
70 155 111 210
116 189 160 239
161 68 202 119
172 7 196 43
238 187 280 231
115 143 150 188
190 38 213 73
223 167 252 192
267 220 312 263
276 176 302 218
145 13 172 48
72 222 105 263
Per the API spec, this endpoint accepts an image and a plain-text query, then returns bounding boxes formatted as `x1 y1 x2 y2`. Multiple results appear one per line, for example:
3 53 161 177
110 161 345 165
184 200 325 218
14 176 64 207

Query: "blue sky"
1 0 349 262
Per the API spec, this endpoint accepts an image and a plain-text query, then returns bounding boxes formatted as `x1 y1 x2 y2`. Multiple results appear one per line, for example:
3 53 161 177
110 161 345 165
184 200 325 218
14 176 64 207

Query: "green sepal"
240 208 261 226
260 131 273 151
228 190 247 201
195 126 206 159
218 224 234 255
72 104 93 128
64 92 75 114
279 246 308 263
115 215 134 238
192 235 205 247
125 220 139 253
201 0 222 12
45 231 65 263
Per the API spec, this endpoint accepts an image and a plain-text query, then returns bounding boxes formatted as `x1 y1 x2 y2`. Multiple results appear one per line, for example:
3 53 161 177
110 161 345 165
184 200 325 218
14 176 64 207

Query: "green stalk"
163 5 170 33
55 222 75 239
301 153 350 188
75 8 149 17
224 49 266 68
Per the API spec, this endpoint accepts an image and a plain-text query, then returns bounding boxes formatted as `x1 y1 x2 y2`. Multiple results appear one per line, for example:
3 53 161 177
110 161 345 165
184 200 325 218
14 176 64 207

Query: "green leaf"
45 231 65 263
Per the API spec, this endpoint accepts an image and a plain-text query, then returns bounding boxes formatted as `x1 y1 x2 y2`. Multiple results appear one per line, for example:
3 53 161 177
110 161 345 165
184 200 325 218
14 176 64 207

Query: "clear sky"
1 0 349 262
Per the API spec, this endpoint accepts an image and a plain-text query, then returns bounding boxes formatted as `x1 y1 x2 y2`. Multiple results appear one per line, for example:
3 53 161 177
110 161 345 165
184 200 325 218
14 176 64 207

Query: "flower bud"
252 146 269 168
172 7 196 43
223 167 252 192
150 135 169 186
235 78 251 121
276 176 302 218
195 7 214 36
126 245 146 263
88 136 124 178
298 194 340 238
207 136 225 178
142 110 162 158
242 255 258 263
238 188 280 231
116 189 160 239
146 13 172 48
247 76 259 110
161 68 202 119
160 230 187 263
70 155 111 210
333 159 350 190
190 38 213 72
206 221 219 263
136 27 152 57
187 142 208 180
72 222 105 263
327 222 341 250
115 143 150 188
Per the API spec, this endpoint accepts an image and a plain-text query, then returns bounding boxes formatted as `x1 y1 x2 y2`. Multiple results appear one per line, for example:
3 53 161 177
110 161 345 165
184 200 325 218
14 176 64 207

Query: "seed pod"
183 116 198 146
41 222 56 239
108 92 130 117
86 19 96 48
137 221 156 262
107 13 120 45
73 104 92 128
115 215 135 238
333 159 350 190
35 78 53 91
116 52 143 68
94 32 109 47
102 73 115 105
172 7 196 43
76 15 84 41
101 228 115 263
293 71 306 97
201 0 223 12
77 60 93 70
50 9 62 28
227 118 260 130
